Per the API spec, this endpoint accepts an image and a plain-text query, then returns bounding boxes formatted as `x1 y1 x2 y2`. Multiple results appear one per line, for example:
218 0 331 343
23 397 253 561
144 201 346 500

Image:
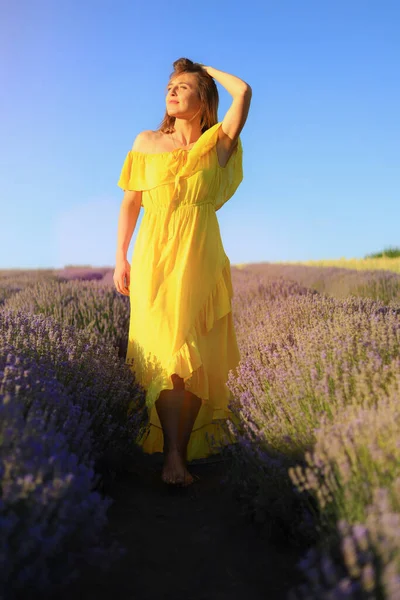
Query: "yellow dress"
117 121 243 461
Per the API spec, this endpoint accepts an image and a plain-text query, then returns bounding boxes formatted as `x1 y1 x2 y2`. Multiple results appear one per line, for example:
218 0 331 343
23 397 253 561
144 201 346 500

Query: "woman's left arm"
201 65 251 97
201 65 252 164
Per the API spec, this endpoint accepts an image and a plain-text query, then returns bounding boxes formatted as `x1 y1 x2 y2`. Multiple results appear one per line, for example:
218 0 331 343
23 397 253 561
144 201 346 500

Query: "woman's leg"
155 376 185 454
177 390 202 462
155 374 202 485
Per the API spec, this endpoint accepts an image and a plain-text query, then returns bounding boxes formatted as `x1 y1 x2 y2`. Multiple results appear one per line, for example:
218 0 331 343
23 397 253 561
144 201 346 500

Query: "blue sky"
1 0 399 269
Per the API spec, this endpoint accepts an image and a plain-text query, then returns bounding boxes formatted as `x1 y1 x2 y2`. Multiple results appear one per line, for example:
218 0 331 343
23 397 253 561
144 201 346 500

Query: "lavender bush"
2 262 400 598
55 266 111 281
287 374 400 598
288 489 400 599
289 377 400 527
0 310 148 470
0 270 60 308
0 268 153 598
242 263 400 306
223 267 400 597
4 279 130 358
0 305 150 597
0 352 125 598
228 280 399 459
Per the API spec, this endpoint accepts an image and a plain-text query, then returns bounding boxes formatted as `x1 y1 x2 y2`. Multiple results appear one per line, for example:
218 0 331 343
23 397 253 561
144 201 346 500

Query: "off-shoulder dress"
117 121 243 461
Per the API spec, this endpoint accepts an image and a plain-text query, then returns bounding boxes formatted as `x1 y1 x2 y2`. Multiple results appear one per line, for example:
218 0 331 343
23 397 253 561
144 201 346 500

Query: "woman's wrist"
116 250 127 262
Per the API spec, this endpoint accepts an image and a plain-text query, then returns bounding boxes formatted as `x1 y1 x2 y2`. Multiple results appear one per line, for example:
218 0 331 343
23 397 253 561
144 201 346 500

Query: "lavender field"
1 261 400 599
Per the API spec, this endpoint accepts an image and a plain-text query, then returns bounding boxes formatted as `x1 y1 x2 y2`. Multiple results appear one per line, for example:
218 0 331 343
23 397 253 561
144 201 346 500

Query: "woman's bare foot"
162 448 194 487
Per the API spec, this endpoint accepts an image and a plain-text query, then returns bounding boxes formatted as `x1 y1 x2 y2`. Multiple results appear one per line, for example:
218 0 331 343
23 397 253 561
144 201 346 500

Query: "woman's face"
165 72 201 117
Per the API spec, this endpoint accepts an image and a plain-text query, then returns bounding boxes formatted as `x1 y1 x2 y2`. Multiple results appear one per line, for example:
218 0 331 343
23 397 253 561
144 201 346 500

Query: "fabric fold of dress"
117 121 244 461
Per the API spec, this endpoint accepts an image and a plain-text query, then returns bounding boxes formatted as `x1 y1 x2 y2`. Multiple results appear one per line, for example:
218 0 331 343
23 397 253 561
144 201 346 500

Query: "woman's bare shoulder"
131 130 154 152
131 129 165 153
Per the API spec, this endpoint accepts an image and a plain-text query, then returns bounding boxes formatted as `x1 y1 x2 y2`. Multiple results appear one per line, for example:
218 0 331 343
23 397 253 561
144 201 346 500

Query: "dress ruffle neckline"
127 121 223 159
117 121 243 196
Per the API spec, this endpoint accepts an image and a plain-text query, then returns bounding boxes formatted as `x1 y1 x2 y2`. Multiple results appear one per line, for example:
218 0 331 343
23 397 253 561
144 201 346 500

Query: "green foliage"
365 246 400 259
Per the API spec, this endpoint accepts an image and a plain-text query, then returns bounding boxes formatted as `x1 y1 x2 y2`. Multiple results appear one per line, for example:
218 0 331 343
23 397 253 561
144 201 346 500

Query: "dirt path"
63 453 303 599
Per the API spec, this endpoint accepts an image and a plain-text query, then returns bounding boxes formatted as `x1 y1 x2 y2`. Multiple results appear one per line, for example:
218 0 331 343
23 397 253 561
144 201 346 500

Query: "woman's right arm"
114 192 142 295
115 190 142 263
115 130 150 262
114 131 150 295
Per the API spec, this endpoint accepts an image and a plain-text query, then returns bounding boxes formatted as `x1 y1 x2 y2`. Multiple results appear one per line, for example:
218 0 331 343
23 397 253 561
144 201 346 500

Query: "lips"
169 101 179 104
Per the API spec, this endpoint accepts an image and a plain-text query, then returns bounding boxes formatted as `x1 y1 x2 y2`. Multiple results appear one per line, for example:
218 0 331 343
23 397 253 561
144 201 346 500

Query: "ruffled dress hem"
129 258 241 462
135 412 241 463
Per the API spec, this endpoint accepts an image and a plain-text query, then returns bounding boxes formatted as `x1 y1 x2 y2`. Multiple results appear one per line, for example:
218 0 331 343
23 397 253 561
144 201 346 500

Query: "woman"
114 58 252 487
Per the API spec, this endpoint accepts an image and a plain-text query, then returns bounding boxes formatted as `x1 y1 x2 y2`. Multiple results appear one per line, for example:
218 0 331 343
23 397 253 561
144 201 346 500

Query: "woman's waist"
143 199 215 212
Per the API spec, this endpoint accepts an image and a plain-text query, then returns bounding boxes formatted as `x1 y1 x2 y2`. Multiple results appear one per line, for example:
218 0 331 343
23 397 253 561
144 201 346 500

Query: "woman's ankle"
164 442 182 455
164 443 188 464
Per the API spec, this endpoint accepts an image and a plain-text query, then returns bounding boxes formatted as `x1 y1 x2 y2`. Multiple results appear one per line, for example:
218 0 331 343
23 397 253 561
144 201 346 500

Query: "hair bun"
172 57 195 72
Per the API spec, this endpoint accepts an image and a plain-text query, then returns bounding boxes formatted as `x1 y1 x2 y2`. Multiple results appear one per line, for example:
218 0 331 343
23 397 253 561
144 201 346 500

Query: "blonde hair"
156 57 219 134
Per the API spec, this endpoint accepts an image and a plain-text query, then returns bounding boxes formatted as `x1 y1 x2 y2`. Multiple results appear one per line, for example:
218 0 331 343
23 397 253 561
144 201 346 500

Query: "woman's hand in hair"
197 63 210 73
